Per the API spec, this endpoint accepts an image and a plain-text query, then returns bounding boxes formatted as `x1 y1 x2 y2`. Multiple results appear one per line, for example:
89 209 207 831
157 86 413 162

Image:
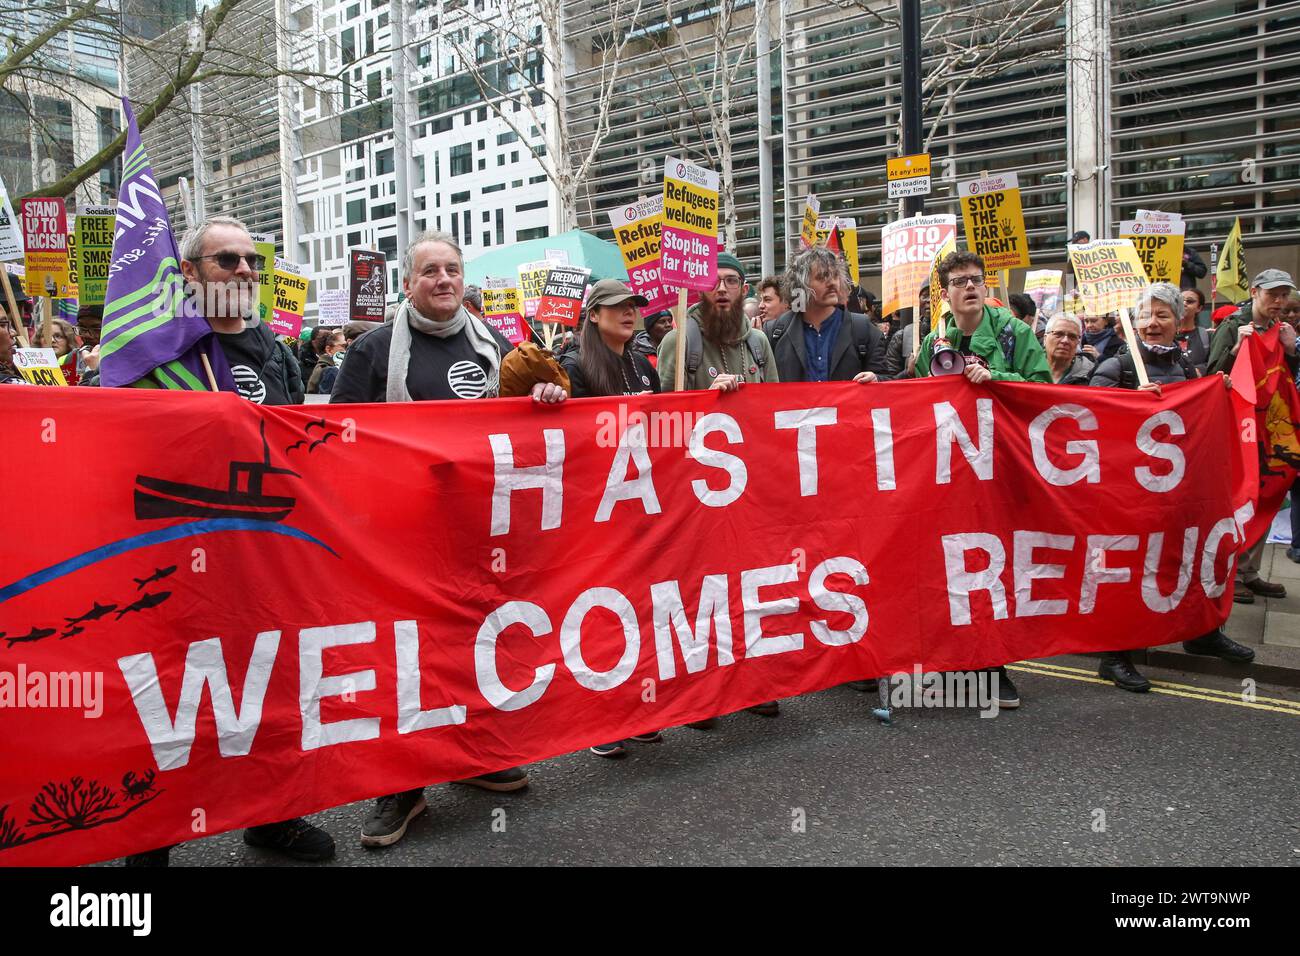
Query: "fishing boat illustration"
133 422 300 522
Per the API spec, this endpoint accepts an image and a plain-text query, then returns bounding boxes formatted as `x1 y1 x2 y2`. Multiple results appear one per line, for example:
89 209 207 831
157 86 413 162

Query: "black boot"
1183 630 1255 663
1098 651 1151 692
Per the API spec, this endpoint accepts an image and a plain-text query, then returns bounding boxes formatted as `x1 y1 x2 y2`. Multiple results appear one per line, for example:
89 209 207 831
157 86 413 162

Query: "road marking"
1023 659 1300 706
1008 664 1300 717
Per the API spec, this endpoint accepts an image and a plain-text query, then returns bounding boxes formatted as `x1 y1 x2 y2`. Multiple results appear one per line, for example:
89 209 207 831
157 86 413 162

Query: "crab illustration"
121 769 156 801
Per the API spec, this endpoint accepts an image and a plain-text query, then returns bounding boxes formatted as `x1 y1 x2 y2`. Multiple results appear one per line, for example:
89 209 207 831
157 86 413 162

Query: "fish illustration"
61 625 85 640
115 591 172 619
134 565 177 590
66 601 117 625
5 626 56 647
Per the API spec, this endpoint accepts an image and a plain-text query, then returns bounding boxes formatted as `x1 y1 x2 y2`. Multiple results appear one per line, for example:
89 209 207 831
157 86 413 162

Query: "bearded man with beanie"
331 230 564 848
657 251 778 393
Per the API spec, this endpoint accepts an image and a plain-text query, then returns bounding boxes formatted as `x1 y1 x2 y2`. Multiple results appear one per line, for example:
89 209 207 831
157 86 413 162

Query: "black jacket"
763 309 889 383
1180 247 1208 291
559 347 660 397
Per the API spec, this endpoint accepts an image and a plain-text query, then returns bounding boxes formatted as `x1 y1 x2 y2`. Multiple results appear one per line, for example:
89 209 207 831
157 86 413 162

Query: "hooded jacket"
916 305 1051 383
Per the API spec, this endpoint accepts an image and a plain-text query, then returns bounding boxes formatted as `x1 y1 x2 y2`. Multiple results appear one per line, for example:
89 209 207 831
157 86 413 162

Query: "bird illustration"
305 418 328 432
61 625 85 640
284 439 309 454
65 601 117 625
115 591 172 619
133 565 177 590
6 626 56 647
308 432 338 452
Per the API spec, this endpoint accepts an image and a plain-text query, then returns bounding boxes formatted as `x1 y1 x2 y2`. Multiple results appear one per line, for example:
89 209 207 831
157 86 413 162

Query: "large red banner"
0 378 1255 865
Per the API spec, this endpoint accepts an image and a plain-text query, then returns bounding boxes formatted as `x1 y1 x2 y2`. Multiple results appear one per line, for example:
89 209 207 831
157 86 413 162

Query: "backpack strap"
847 313 872 366
743 332 767 381
767 312 794 345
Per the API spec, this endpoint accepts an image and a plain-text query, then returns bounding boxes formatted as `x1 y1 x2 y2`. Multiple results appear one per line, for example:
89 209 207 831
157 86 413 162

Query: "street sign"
887 153 931 199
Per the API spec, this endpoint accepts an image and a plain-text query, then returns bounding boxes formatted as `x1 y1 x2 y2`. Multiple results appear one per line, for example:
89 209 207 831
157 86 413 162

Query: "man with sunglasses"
916 251 1051 387
178 216 304 405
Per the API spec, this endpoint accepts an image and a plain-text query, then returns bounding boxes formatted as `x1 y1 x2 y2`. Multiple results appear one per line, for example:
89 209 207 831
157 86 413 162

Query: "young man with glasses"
658 251 778 393
178 215 304 405
916 251 1051 386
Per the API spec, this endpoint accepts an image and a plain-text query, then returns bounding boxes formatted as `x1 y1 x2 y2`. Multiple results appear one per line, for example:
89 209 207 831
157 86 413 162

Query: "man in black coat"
763 246 889 384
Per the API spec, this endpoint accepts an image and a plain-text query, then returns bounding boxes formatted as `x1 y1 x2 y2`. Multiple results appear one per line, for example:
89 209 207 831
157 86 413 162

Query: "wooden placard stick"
673 286 688 391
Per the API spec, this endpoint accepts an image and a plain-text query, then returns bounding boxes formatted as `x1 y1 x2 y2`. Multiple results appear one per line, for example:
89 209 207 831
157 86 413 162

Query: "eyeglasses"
948 274 985 289
1045 331 1079 341
714 275 743 290
193 253 266 272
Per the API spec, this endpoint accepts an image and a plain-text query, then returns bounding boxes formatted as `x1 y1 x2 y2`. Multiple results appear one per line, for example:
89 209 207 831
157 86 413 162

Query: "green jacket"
916 305 1051 383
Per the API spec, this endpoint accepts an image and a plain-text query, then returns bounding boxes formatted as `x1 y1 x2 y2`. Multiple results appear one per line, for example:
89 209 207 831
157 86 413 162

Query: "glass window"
375 148 394 174
346 199 366 224
450 143 473 176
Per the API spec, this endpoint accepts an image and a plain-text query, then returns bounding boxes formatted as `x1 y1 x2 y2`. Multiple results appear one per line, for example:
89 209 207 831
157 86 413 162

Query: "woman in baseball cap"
559 278 660 401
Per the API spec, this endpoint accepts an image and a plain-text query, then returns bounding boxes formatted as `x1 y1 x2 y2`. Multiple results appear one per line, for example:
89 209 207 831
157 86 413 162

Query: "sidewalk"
1144 543 1300 687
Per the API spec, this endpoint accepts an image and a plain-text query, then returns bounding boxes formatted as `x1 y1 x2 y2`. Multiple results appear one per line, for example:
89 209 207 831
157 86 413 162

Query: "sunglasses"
193 253 266 271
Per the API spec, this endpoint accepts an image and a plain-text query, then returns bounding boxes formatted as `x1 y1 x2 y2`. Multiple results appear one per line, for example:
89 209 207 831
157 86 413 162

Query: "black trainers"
746 700 780 717
453 767 530 792
992 667 1020 709
1098 652 1151 692
361 789 427 848
845 679 879 693
1183 630 1256 663
590 741 626 757
629 729 663 742
243 817 336 862
123 846 172 867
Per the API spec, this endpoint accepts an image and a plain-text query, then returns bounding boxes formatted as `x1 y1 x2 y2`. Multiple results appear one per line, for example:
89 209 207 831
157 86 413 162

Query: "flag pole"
199 352 219 392
1 274 28 346
1116 307 1149 387
42 277 55 346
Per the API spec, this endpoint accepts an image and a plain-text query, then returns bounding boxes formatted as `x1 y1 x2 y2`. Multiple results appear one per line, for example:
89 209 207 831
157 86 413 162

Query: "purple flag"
98 98 234 391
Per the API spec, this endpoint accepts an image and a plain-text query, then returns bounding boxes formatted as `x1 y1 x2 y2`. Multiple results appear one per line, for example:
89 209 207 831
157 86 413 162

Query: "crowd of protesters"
2 215 1298 865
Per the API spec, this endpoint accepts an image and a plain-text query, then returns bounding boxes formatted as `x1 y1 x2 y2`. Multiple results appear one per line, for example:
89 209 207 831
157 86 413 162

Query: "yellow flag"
1216 217 1248 304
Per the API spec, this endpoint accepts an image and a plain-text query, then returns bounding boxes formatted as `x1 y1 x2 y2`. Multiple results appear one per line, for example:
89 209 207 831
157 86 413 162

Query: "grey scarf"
386 300 501 402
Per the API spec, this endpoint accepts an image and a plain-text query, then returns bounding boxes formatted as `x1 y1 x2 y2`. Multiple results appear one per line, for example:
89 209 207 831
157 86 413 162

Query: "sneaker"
992 667 1020 709
685 718 717 730
746 700 780 717
1287 547 1300 563
1232 583 1255 605
845 679 879 693
360 789 427 848
1097 652 1151 693
453 767 529 792
629 729 663 742
1183 630 1256 663
123 846 171 867
243 817 336 862
1244 577 1287 599
590 740 626 757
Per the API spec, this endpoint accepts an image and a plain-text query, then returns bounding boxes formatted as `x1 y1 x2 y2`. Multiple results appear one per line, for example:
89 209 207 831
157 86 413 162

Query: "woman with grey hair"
1089 281 1250 691
1042 313 1093 385
766 246 888 383
1090 282 1197 392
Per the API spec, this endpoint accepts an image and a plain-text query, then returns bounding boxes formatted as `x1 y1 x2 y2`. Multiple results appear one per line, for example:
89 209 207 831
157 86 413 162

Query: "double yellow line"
1007 660 1300 717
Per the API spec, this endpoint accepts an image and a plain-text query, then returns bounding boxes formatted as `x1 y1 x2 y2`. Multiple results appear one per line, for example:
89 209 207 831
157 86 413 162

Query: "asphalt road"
105 655 1300 867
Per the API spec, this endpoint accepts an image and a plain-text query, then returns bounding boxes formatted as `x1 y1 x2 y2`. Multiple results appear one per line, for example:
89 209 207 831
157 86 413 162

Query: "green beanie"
716 251 746 284
299 327 314 342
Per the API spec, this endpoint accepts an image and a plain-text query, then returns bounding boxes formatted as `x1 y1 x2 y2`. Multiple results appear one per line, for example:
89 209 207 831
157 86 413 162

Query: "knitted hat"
716 251 746 284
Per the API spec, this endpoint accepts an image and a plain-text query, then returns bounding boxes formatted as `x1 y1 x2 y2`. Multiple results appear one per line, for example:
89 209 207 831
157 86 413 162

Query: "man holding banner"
916 252 1050 386
178 216 304 405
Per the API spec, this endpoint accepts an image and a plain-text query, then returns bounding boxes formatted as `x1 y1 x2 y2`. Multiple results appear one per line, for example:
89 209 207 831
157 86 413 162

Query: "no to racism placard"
958 172 1029 272
75 207 116 307
19 197 72 297
661 157 719 292
1120 217 1186 285
608 197 674 315
1066 239 1149 315
535 265 591 327
0 376 1254 865
272 259 310 338
881 214 957 316
349 250 387 322
482 277 528 344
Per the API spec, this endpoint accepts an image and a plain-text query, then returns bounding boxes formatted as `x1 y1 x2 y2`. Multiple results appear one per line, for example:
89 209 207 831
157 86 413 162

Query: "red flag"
1228 324 1300 547
825 225 842 254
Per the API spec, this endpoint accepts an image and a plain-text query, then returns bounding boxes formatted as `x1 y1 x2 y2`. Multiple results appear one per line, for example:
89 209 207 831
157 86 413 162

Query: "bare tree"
643 0 761 251
1 0 344 201
441 0 645 233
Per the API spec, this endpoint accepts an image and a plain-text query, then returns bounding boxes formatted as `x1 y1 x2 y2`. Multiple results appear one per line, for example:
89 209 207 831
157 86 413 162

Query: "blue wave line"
0 520 338 604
